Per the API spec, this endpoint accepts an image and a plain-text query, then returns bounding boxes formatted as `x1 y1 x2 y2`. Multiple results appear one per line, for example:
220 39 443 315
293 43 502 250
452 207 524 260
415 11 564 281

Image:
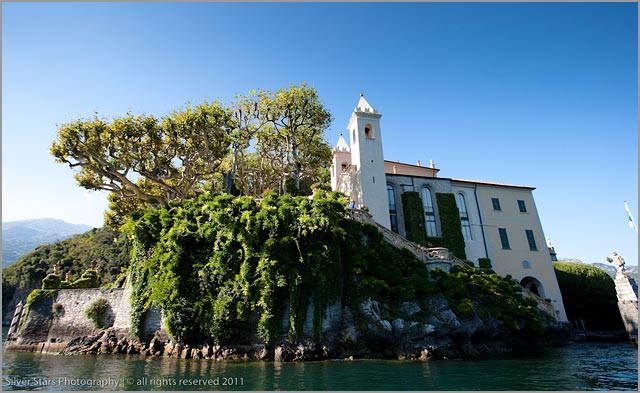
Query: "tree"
224 92 270 194
257 84 333 195
51 101 233 208
51 85 334 223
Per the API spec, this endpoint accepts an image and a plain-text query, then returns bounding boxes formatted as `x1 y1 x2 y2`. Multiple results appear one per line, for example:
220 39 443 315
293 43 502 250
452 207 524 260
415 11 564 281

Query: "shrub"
433 265 543 332
52 302 65 318
85 297 110 328
478 258 492 269
41 274 62 289
73 278 95 289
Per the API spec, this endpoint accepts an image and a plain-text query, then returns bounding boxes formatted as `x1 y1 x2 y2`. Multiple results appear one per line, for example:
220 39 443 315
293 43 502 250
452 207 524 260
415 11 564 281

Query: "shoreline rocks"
5 294 572 362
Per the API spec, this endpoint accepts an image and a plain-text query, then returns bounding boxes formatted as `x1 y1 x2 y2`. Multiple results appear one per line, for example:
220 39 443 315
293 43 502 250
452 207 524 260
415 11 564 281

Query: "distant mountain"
2 219 93 268
590 262 638 282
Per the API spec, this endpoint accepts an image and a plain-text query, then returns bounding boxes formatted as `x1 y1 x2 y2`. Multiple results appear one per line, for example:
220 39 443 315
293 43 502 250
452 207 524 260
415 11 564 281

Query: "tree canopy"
51 84 333 226
553 261 624 331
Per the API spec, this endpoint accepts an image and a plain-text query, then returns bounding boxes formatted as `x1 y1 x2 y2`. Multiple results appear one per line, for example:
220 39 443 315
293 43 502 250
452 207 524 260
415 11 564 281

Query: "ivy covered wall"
124 191 434 344
401 191 426 244
427 193 467 260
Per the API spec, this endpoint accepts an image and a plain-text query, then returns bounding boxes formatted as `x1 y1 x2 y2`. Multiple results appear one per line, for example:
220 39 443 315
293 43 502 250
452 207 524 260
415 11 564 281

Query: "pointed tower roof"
334 133 350 153
354 93 378 114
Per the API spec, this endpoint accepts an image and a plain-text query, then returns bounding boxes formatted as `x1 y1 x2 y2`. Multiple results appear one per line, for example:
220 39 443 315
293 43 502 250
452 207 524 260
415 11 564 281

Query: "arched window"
421 187 437 237
456 193 472 241
341 161 348 171
387 184 398 233
364 124 374 139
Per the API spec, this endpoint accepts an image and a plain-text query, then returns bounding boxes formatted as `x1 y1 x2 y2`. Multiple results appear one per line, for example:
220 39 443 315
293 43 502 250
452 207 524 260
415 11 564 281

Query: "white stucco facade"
332 94 568 322
344 95 390 229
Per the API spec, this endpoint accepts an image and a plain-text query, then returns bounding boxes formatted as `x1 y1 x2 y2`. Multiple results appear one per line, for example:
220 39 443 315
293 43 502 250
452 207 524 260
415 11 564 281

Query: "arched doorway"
520 276 545 298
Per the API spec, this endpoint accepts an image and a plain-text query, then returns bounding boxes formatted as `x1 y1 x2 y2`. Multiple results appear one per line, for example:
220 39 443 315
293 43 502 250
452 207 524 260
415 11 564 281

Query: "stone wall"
47 288 130 341
614 273 638 343
5 286 132 351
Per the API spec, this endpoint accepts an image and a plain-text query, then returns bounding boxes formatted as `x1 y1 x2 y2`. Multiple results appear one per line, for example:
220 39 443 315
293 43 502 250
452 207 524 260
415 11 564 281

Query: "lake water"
2 340 637 391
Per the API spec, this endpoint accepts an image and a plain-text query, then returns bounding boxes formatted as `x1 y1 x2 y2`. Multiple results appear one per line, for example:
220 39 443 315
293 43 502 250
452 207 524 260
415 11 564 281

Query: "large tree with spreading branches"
51 84 333 226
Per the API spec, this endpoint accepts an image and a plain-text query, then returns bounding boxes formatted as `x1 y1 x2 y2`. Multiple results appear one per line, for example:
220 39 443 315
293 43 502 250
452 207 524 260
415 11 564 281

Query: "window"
518 200 527 213
387 184 398 233
364 124 374 139
421 187 437 237
522 260 531 269
456 193 472 241
498 228 510 249
491 198 501 211
525 229 538 251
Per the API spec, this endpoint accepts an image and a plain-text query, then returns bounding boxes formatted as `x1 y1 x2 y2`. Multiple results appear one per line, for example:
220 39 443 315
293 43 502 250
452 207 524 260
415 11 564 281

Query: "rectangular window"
498 228 510 249
492 198 501 211
518 200 527 213
525 229 538 251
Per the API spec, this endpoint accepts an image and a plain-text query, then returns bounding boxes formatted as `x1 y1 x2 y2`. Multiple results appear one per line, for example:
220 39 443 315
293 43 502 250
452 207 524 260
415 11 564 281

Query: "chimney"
393 164 397 174
430 160 435 169
417 160 421 167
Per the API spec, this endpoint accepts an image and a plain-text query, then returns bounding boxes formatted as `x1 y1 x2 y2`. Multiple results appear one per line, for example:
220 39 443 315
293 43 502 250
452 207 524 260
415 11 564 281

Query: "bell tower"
347 94 390 229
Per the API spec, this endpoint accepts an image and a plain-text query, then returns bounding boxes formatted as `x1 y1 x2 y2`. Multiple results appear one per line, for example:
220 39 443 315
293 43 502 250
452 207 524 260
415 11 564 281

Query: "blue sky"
2 2 637 265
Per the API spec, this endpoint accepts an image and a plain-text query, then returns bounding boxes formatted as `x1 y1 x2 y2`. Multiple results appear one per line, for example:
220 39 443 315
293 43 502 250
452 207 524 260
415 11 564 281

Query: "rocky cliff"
5 284 569 361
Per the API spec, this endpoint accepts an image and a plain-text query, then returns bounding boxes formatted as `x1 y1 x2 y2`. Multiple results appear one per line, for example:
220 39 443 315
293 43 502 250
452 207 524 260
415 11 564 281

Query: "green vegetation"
42 270 101 290
51 84 333 227
85 297 111 328
26 289 58 307
52 302 65 318
20 289 59 328
124 191 436 343
553 262 624 331
401 191 426 244
431 265 544 332
478 258 492 270
427 193 467 259
2 226 130 314
41 274 62 289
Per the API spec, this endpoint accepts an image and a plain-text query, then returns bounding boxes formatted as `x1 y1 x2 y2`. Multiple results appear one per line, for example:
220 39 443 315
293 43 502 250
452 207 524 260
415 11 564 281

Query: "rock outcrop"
5 287 570 361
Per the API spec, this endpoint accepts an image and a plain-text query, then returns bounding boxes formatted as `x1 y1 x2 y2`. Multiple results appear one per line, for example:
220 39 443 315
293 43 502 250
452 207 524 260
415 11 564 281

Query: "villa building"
331 94 568 321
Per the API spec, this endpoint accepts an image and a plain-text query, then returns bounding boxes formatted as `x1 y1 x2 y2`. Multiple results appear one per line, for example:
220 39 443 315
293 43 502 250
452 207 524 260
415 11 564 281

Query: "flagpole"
624 200 638 234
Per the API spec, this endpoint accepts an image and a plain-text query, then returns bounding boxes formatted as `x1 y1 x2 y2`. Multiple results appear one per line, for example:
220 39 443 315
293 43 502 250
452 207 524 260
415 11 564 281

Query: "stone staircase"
347 208 466 272
613 272 638 345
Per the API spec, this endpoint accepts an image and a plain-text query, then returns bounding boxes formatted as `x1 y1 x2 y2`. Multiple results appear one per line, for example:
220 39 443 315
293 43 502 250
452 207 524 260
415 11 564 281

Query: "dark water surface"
2 341 637 390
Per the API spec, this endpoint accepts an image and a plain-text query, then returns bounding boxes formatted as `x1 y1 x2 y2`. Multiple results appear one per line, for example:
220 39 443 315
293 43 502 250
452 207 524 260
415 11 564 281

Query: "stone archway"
520 276 545 298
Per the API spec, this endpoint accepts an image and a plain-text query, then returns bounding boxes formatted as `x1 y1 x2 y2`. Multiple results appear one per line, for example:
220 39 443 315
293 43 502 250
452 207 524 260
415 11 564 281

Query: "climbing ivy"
427 193 467 259
401 191 426 244
123 191 436 344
